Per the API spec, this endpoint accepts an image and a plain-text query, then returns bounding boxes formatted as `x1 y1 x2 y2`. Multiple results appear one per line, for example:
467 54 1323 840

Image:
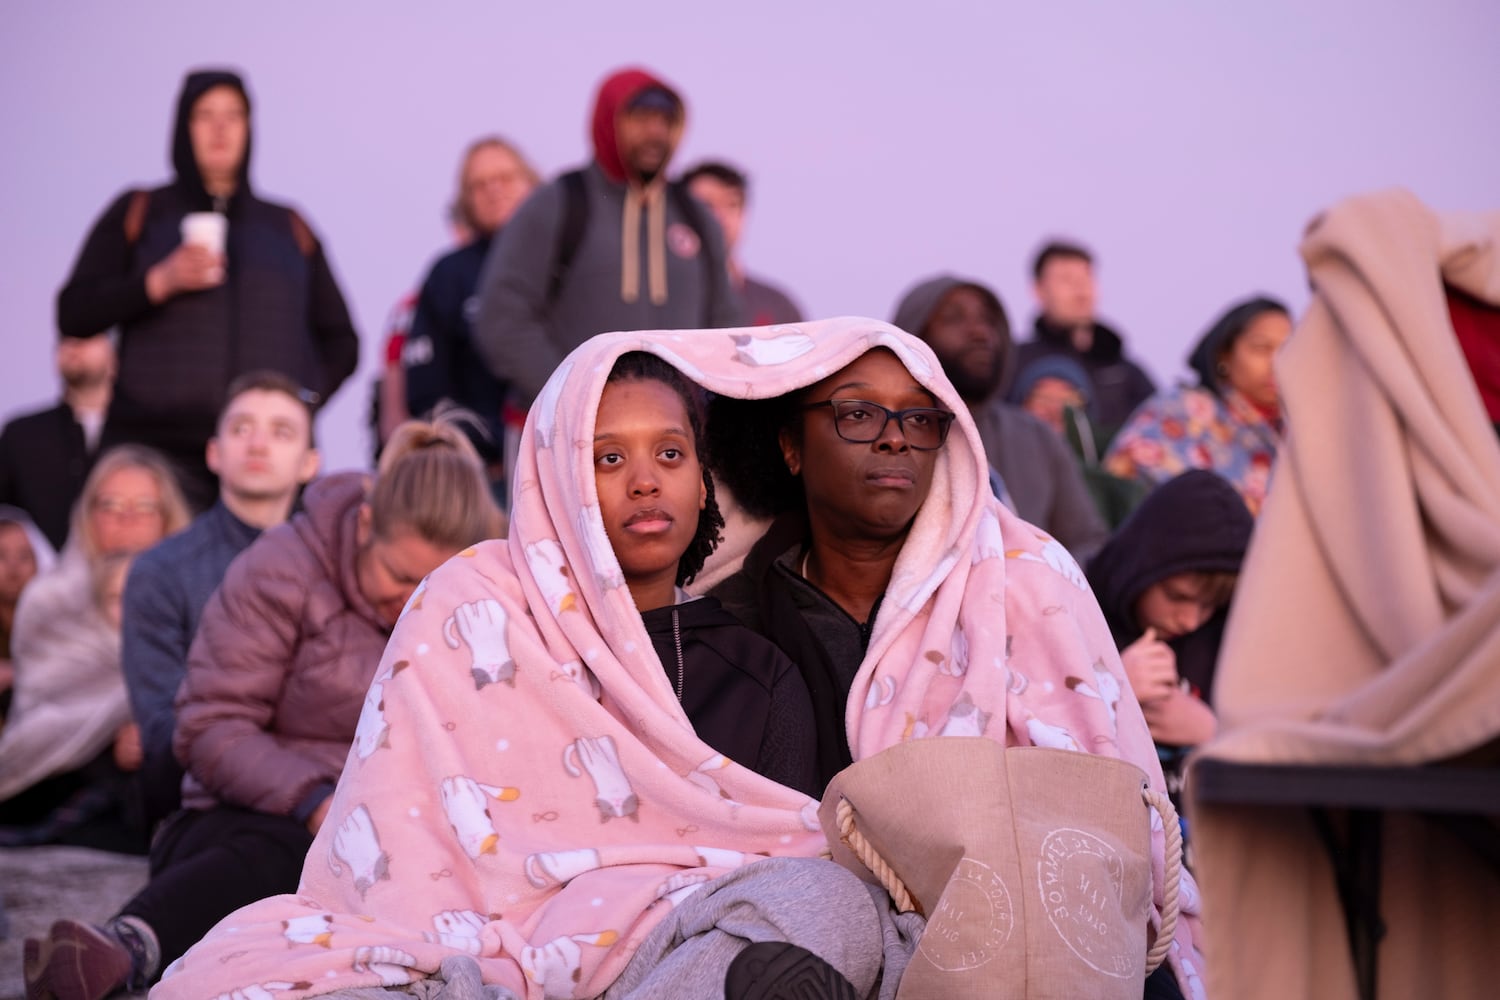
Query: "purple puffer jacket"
173 472 389 816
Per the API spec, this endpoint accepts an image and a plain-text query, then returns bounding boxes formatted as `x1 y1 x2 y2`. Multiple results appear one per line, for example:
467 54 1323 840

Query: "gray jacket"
973 398 1110 563
473 162 740 402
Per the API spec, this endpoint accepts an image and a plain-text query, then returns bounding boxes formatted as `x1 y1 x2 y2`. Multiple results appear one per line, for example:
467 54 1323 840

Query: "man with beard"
473 66 740 404
893 275 1108 561
0 333 116 551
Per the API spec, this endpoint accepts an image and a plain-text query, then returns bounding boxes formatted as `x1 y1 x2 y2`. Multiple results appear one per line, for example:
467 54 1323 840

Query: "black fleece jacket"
1085 469 1252 703
642 595 819 798
56 71 357 451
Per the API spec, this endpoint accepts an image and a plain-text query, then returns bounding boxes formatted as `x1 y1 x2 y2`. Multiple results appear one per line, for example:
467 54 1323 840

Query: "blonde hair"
452 135 540 232
372 414 504 547
91 551 134 611
1190 569 1239 610
70 444 192 561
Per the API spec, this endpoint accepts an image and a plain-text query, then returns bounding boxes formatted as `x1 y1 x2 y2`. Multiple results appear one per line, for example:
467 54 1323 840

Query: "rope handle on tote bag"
1141 786 1182 973
836 784 1183 974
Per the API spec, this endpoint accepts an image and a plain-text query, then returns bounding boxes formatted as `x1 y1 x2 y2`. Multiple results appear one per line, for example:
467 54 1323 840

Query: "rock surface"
0 846 149 999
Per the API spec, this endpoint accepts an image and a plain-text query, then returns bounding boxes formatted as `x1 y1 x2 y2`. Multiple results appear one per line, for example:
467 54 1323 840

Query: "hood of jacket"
1008 353 1093 407
590 66 684 185
0 504 57 580
1186 295 1289 394
891 274 1017 400
170 68 253 206
1085 469 1252 639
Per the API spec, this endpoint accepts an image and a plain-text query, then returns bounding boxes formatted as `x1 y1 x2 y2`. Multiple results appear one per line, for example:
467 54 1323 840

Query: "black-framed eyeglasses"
801 399 955 451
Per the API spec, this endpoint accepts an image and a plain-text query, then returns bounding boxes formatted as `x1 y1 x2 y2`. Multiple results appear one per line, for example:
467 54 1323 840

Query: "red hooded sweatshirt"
590 67 684 185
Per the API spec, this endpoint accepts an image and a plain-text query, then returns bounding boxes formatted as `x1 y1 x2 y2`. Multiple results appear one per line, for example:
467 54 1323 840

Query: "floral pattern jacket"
1104 385 1281 515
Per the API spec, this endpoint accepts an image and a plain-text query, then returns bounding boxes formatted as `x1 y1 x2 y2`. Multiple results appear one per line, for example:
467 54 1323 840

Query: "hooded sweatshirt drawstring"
621 177 669 305
590 68 682 308
620 183 669 306
646 185 667 305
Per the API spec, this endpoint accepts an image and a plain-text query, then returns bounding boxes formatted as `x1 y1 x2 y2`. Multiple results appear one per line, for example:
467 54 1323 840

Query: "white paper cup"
180 212 227 255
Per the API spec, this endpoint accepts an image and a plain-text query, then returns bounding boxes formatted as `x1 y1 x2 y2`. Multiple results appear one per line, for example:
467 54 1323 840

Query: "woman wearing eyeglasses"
704 331 1199 996
0 444 190 848
709 351 956 789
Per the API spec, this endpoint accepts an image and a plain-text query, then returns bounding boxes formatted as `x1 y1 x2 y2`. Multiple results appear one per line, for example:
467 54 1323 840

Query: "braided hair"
605 352 725 586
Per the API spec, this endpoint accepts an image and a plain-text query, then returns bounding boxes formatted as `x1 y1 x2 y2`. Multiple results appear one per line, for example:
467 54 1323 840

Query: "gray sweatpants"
604 856 923 1000
318 857 922 1000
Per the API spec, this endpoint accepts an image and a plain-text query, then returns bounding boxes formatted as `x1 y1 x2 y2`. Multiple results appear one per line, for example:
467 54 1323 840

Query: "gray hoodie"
892 274 1109 561
472 70 740 403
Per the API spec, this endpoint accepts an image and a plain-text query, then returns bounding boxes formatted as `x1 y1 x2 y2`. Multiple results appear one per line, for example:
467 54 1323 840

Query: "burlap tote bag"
819 738 1181 999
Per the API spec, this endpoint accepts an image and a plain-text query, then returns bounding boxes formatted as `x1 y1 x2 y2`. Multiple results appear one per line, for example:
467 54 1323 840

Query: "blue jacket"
121 501 261 769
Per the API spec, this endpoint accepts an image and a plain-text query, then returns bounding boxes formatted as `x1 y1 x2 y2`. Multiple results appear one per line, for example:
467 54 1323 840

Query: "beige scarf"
620 183 667 305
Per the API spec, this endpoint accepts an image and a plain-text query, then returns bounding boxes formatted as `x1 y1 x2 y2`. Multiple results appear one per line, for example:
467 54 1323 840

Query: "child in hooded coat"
1085 469 1253 799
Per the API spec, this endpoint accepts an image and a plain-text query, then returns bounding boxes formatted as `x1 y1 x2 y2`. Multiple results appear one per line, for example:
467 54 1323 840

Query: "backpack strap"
123 189 151 246
545 169 723 323
286 208 316 257
546 169 590 303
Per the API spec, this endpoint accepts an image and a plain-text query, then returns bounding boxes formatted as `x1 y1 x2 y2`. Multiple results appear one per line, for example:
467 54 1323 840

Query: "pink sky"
4 0 1497 471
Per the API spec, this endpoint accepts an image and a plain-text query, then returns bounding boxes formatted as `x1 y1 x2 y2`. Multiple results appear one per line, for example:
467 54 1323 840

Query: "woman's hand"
145 243 225 303
1120 628 1179 705
307 796 333 834
113 722 144 772
1141 688 1218 747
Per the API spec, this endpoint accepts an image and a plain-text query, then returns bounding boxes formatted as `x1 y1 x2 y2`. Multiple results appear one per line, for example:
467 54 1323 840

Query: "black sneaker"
724 941 861 1000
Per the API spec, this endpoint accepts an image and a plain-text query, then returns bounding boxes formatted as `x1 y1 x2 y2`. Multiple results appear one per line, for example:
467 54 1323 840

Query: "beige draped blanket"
1190 189 1500 999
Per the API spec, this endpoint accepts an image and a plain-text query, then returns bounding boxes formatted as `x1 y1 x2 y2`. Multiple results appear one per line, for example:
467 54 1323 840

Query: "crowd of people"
2 62 1495 1000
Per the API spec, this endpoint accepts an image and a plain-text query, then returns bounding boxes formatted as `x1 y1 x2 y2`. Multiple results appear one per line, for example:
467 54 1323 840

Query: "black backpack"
545 169 722 322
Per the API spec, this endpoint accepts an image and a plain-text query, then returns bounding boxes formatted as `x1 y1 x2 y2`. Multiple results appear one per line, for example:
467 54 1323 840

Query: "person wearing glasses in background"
0 445 190 851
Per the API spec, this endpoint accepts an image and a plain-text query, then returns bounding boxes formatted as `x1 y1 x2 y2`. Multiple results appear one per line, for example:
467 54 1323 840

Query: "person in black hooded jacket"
1012 239 1156 439
1084 469 1252 796
56 69 358 509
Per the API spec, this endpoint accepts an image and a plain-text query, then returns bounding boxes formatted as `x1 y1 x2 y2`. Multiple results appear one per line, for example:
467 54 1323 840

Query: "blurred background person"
0 333 116 552
121 371 319 834
0 507 56 723
683 160 804 326
1010 354 1148 527
892 274 1109 561
1105 295 1292 515
23 415 503 997
55 68 358 509
1086 469 1252 814
0 446 190 852
1013 239 1156 440
371 195 474 460
403 136 539 501
473 66 739 406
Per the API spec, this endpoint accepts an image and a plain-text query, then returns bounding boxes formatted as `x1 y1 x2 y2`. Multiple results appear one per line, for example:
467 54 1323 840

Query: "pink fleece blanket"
154 318 1203 1000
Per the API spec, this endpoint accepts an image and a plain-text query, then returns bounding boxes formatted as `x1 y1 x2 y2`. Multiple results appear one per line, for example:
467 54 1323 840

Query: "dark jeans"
1145 959 1188 1000
123 805 314 973
0 748 148 854
137 748 183 839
